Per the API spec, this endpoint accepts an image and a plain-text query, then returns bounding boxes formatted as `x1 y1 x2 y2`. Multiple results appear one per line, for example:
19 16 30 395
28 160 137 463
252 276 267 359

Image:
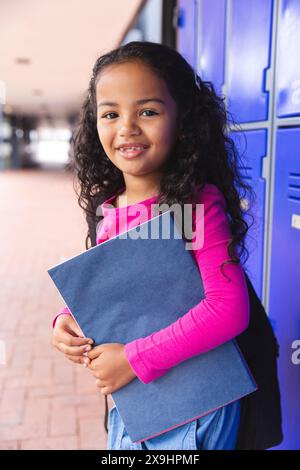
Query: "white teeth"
120 146 145 151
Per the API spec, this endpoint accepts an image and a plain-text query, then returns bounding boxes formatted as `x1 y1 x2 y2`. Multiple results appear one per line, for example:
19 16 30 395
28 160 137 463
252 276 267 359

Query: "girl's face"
96 61 179 179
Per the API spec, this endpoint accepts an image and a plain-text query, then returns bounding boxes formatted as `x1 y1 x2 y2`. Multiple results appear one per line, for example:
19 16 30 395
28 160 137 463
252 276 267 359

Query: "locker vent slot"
288 173 300 202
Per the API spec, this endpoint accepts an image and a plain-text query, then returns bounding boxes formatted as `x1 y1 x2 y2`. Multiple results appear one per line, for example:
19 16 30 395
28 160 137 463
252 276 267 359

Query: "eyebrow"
97 98 166 108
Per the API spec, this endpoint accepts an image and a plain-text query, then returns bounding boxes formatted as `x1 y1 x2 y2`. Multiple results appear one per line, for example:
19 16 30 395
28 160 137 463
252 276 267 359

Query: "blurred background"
0 0 299 450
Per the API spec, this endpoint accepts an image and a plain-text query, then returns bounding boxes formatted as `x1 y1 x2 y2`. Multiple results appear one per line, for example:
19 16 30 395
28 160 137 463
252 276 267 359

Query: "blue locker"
276 0 300 118
227 0 273 123
177 0 198 68
269 127 300 449
196 0 226 97
230 130 267 299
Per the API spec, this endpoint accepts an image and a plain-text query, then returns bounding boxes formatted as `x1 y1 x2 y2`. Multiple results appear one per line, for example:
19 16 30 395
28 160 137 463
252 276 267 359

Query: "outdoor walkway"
0 168 113 450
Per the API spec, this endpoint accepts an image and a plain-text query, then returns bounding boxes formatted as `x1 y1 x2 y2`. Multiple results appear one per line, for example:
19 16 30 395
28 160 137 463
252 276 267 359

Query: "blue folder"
47 210 258 443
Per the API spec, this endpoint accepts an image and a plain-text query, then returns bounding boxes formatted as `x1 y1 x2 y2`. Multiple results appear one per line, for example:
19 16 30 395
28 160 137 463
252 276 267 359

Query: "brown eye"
102 112 117 119
141 110 158 116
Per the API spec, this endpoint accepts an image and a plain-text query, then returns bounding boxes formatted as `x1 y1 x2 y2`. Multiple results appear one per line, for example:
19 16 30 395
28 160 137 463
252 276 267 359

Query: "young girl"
52 41 254 450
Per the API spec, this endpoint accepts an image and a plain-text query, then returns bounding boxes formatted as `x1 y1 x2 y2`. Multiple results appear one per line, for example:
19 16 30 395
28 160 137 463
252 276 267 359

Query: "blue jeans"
107 399 241 450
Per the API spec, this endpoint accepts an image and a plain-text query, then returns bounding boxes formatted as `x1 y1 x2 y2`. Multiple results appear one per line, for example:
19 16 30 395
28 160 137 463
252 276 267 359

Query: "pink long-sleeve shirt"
52 184 250 385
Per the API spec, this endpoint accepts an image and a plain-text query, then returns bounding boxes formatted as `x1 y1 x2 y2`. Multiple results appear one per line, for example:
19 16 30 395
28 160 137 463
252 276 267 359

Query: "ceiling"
0 0 144 120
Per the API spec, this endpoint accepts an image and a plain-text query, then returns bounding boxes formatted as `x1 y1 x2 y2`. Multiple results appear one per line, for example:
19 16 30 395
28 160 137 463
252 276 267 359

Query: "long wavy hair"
71 40 255 271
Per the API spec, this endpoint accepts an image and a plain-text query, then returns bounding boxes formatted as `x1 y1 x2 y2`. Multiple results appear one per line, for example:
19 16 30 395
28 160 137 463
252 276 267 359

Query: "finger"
82 356 92 366
86 347 103 360
67 321 85 339
64 354 91 366
58 342 93 356
99 386 110 396
95 378 107 388
85 359 98 372
59 331 94 347
55 315 92 341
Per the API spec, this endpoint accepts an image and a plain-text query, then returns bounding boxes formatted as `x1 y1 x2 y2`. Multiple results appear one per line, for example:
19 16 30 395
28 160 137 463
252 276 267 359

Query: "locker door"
196 0 226 97
269 127 300 449
230 130 267 299
177 0 198 68
276 0 300 118
227 0 273 123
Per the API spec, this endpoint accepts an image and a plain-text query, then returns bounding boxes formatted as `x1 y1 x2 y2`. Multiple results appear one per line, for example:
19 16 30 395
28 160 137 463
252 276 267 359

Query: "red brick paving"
0 168 113 450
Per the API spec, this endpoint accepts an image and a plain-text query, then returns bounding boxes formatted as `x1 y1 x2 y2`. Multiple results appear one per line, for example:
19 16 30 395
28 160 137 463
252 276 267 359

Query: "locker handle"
262 67 271 94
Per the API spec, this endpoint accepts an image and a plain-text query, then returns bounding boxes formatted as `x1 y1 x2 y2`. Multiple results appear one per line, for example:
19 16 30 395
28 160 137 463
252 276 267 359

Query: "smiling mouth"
117 146 149 158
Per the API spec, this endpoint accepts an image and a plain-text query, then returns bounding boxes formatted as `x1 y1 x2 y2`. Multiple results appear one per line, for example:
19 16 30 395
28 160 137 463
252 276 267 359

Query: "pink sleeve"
52 306 72 329
124 184 250 384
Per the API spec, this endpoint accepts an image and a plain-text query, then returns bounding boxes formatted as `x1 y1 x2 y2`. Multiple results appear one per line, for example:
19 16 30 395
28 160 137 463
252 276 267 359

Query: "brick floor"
0 168 113 450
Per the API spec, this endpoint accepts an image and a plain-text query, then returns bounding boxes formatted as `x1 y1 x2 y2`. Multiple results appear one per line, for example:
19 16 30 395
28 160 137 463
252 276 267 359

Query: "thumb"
87 348 102 360
65 318 85 339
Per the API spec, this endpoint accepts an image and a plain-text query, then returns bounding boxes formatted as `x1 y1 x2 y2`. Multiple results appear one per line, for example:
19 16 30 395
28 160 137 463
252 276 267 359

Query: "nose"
118 116 141 137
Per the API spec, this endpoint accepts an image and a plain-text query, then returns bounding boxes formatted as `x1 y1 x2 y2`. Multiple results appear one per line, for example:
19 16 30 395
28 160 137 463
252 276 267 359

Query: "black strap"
104 395 109 433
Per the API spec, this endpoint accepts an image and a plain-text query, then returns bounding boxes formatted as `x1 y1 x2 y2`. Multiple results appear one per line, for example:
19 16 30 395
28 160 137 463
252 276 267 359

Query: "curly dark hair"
71 40 255 272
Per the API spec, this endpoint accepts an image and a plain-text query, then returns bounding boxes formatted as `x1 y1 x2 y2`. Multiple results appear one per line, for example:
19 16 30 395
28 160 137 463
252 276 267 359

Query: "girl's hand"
86 343 137 395
52 314 94 366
